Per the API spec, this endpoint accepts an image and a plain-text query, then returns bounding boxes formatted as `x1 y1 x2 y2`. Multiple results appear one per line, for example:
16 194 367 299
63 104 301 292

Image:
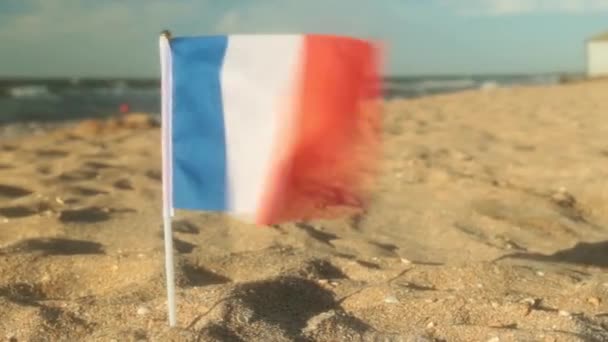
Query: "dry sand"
1 81 608 341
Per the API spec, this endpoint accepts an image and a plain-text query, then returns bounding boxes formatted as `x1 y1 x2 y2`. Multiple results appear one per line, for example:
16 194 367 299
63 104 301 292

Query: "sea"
0 74 574 128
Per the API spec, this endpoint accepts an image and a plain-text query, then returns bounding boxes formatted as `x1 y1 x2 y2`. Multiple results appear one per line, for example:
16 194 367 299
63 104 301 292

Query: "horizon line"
0 70 585 81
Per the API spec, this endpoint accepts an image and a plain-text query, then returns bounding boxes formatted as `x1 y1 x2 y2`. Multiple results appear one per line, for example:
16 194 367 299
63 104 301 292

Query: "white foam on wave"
417 79 476 90
9 85 57 99
480 81 499 90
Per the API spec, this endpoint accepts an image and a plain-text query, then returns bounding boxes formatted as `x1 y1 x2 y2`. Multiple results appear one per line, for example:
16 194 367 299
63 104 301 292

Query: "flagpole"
159 29 177 327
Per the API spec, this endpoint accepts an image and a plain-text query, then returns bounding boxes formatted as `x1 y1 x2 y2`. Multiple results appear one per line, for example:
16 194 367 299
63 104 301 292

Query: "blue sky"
1 0 608 77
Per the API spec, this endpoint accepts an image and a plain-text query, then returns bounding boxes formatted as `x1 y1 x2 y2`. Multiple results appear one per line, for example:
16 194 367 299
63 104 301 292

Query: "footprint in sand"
174 238 197 254
295 259 347 280
355 260 382 270
38 306 92 333
69 186 109 197
0 205 38 218
173 220 200 234
368 241 399 254
37 165 53 175
57 161 121 182
59 169 98 182
35 149 69 158
0 282 47 305
179 262 231 287
145 169 162 182
294 223 338 247
348 213 366 231
513 144 536 152
395 281 437 292
113 179 134 190
453 221 528 251
83 161 121 170
1 237 104 255
58 207 111 223
80 152 115 159
155 231 197 254
202 277 369 341
0 184 33 199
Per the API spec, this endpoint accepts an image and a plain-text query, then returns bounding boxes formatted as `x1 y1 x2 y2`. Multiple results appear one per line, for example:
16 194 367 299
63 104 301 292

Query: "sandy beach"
1 80 608 341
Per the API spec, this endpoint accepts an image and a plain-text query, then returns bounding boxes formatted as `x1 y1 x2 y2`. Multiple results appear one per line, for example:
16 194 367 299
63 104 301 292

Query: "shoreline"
0 75 589 135
0 73 580 127
0 75 603 142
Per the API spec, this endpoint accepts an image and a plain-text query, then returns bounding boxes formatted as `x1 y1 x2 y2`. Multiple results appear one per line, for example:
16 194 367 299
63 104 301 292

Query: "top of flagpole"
161 29 172 40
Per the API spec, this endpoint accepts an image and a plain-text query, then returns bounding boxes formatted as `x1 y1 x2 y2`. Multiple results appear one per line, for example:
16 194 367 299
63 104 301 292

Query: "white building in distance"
587 31 608 77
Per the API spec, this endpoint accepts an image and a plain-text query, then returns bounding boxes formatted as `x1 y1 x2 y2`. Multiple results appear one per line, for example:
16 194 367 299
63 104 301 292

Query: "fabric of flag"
160 34 382 225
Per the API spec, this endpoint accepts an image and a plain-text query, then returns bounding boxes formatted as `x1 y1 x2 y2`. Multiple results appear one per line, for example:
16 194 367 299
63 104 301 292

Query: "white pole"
162 215 176 327
159 30 177 327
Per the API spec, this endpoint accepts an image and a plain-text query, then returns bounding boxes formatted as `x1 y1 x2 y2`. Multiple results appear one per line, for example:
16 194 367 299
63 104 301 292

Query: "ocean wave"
8 85 58 99
384 74 561 98
416 79 477 90
0 75 566 124
479 81 499 90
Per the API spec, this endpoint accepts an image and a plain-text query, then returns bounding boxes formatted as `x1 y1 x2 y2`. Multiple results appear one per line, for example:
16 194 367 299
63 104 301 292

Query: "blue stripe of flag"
171 36 229 211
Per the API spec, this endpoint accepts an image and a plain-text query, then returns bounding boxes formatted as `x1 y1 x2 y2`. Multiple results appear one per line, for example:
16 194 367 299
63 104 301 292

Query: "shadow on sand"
496 240 608 268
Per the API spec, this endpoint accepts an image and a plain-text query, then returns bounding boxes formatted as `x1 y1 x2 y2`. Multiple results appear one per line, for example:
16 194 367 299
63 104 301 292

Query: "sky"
1 0 608 77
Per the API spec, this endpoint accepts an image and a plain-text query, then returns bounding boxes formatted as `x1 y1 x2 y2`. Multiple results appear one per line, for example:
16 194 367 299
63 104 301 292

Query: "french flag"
159 34 382 225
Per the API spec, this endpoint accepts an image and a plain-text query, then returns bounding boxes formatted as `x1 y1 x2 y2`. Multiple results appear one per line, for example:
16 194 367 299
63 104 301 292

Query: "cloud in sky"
0 0 403 76
1 0 606 76
0 1 190 34
441 0 608 15
214 0 400 37
0 0 207 76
